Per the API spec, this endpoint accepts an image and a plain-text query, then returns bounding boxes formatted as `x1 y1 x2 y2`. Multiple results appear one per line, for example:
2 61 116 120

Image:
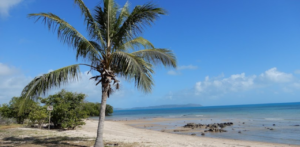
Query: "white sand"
60 120 300 147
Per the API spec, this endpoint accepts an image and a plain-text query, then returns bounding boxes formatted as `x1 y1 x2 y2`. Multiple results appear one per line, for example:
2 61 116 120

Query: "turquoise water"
98 102 300 145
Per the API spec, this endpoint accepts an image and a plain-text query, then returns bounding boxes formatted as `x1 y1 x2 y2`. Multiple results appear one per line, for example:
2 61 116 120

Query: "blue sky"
1 0 300 108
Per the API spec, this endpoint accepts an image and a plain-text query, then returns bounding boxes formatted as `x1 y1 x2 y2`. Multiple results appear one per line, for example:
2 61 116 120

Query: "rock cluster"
183 123 205 129
183 122 233 133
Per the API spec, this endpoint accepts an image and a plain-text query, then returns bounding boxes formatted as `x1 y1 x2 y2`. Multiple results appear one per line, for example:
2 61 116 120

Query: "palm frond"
132 48 177 68
95 0 118 44
110 52 153 92
21 64 81 99
28 13 99 61
114 1 129 32
76 40 104 68
74 0 105 45
114 2 166 46
117 37 154 51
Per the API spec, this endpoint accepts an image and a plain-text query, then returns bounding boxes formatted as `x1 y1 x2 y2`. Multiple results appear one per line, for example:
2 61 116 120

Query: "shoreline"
74 119 300 147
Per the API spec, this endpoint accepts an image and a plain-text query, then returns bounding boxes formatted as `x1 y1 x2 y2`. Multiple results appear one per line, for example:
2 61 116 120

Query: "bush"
105 104 113 116
41 89 88 129
82 102 113 116
0 97 38 124
28 106 48 129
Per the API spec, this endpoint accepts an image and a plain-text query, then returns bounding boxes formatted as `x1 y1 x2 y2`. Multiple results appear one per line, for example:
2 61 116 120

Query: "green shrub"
82 102 113 116
0 97 38 124
28 106 47 129
41 89 88 129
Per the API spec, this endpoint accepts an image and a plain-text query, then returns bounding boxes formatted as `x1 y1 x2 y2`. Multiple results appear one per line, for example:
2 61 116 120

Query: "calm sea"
94 102 300 145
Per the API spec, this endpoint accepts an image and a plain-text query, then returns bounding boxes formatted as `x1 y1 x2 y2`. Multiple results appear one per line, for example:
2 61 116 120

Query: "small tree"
105 104 113 116
0 97 38 124
41 89 88 129
82 102 113 116
28 106 47 129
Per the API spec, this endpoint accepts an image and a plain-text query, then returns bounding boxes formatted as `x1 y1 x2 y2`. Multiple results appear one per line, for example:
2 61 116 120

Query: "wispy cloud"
0 63 19 75
177 65 198 70
0 63 31 103
0 0 23 17
167 65 198 75
294 70 300 74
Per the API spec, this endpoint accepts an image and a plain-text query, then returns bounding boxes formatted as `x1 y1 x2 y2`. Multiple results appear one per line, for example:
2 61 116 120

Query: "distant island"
115 104 202 110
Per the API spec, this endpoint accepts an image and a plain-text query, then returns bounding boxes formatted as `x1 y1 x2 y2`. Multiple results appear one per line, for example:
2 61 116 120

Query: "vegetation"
41 89 88 129
26 0 176 146
0 90 113 130
28 106 47 129
82 102 113 116
0 97 38 124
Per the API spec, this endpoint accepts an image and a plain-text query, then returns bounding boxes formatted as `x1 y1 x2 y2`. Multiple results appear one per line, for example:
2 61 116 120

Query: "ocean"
93 102 300 145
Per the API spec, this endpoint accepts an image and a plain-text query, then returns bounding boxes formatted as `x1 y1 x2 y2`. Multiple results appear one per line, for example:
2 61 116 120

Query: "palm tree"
23 0 176 146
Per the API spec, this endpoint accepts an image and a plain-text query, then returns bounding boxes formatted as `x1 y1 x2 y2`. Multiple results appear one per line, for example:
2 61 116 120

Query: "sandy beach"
57 119 300 147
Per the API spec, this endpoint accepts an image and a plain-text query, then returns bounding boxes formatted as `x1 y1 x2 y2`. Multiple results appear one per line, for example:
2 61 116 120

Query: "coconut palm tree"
23 0 176 146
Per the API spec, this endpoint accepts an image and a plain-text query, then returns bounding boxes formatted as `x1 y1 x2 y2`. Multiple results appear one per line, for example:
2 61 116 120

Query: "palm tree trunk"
94 84 108 147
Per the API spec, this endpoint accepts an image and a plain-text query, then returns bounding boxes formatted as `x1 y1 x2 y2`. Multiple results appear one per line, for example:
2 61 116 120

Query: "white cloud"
0 63 31 103
167 70 180 75
259 67 293 83
294 70 300 74
0 63 18 75
177 65 198 70
167 65 198 75
195 73 256 96
193 67 295 98
0 0 22 17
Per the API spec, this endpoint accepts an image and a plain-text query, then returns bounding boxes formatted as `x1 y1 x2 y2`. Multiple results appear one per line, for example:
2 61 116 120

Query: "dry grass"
0 124 23 129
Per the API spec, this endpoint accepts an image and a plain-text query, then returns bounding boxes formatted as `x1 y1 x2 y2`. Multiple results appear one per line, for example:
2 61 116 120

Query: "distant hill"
115 104 202 110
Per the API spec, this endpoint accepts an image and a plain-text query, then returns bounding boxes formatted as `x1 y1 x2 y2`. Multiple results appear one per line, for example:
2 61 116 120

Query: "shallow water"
91 102 300 145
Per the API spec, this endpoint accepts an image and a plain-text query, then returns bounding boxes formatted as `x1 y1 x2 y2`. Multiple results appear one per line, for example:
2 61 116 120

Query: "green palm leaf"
21 64 81 99
117 37 154 51
132 48 177 68
110 52 153 92
74 0 105 45
114 1 130 30
28 13 99 61
114 2 166 43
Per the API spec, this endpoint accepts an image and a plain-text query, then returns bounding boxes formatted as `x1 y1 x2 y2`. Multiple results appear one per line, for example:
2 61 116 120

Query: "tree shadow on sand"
1 136 95 147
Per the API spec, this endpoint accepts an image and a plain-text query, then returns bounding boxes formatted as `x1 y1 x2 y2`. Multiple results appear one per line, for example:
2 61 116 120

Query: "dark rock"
238 131 241 133
105 143 119 147
191 133 196 136
183 122 233 133
201 133 205 136
174 129 185 132
206 128 227 133
273 124 276 126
